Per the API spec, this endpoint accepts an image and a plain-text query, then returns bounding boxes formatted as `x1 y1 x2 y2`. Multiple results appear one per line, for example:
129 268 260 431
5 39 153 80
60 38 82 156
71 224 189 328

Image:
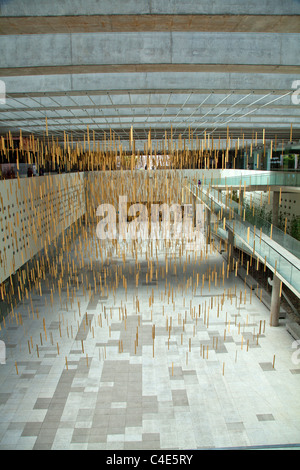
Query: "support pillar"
192 195 196 227
227 228 234 271
239 189 244 215
273 191 280 227
239 189 244 206
205 207 211 243
270 274 281 327
242 151 247 170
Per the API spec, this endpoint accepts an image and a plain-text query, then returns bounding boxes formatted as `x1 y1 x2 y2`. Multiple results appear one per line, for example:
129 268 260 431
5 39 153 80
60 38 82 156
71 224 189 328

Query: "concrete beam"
0 32 299 76
1 103 298 114
2 120 298 134
0 0 299 16
1 72 298 96
2 111 299 123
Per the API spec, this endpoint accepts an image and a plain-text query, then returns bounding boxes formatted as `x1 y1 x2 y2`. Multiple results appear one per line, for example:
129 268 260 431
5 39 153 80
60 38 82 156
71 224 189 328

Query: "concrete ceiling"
0 0 299 148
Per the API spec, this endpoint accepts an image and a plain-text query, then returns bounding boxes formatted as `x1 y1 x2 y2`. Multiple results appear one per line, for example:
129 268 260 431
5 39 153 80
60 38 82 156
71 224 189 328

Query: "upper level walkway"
199 171 300 193
188 180 300 298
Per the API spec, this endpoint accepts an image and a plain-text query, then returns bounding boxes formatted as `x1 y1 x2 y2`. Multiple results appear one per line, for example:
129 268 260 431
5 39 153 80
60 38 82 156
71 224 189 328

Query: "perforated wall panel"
0 173 85 283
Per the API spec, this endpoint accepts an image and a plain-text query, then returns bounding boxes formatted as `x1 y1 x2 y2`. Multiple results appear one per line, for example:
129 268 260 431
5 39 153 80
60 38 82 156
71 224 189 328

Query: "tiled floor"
0 231 300 450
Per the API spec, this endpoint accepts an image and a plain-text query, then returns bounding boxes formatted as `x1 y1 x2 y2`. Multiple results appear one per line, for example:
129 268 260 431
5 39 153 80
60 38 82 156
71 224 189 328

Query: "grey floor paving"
0 234 300 450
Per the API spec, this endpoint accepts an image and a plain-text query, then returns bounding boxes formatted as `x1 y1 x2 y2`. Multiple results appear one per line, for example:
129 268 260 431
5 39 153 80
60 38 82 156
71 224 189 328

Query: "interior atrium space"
0 0 299 453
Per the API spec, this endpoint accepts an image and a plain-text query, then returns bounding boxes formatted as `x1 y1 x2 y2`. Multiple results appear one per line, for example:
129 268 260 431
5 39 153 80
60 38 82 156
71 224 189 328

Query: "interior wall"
0 172 85 284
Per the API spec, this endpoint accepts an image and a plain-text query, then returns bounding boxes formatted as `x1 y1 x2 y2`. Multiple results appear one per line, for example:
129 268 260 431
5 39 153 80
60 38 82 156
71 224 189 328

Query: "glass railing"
194 182 300 260
189 183 300 296
226 217 300 296
200 172 300 189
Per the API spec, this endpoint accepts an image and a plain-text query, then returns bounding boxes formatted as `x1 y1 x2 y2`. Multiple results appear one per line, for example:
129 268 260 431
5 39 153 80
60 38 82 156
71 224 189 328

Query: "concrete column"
205 207 211 242
266 149 271 171
239 189 244 206
192 195 196 227
227 228 234 270
270 274 281 327
239 189 244 215
243 151 247 170
273 191 280 227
